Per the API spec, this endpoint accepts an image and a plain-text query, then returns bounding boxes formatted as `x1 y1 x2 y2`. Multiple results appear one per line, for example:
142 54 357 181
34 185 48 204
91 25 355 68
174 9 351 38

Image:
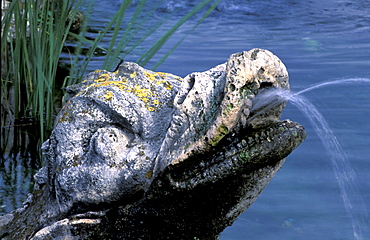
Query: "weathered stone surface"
0 49 305 240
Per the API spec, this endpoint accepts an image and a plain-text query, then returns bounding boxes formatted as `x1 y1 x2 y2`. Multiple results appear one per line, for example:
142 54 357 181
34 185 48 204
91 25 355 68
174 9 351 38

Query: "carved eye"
91 127 133 164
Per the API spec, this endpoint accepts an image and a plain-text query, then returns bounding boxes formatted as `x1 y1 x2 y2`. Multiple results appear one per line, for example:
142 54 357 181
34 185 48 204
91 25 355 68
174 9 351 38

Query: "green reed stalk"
152 0 221 70
66 0 220 85
102 0 132 69
1 0 219 158
137 0 218 67
1 0 81 153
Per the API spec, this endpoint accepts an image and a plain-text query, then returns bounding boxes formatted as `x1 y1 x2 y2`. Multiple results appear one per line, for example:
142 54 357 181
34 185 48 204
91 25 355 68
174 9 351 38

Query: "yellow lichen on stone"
58 108 73 123
130 72 137 78
104 91 114 101
101 81 129 91
95 73 112 83
158 72 183 83
156 72 170 78
81 80 159 111
143 71 176 90
155 80 172 90
141 98 150 104
118 77 128 84
75 68 181 112
133 84 149 98
144 71 157 81
156 72 182 82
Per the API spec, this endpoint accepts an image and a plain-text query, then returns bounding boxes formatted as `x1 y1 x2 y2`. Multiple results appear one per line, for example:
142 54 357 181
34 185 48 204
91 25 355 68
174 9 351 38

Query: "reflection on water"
1 0 369 239
0 153 38 214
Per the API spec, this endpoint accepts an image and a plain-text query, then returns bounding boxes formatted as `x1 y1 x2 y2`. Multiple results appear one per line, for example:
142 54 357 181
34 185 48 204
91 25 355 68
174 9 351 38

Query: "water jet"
250 78 370 240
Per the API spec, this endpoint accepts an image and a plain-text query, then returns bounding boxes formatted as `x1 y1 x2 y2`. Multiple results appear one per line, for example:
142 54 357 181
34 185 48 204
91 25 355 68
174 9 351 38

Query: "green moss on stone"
238 150 251 163
209 124 229 147
225 103 234 114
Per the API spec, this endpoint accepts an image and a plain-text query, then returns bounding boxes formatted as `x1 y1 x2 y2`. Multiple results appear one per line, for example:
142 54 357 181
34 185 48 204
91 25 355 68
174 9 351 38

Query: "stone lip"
0 49 305 240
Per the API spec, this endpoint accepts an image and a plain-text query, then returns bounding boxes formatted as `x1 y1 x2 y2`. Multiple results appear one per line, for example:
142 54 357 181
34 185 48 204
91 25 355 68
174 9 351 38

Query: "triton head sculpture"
40 49 290 214
1 49 305 240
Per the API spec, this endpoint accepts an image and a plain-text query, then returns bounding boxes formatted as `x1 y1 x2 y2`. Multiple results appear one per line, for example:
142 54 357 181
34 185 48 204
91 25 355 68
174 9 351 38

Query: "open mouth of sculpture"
157 119 305 190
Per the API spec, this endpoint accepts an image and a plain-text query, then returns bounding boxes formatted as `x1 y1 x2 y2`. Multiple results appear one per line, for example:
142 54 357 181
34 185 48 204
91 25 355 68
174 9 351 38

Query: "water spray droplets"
250 78 370 240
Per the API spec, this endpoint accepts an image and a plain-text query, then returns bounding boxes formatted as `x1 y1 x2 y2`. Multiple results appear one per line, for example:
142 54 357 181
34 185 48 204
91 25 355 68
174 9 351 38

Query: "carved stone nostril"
229 83 236 91
260 81 274 89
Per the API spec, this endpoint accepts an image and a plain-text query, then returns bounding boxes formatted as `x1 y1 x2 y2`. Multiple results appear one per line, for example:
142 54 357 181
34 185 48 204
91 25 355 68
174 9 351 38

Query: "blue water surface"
1 0 369 239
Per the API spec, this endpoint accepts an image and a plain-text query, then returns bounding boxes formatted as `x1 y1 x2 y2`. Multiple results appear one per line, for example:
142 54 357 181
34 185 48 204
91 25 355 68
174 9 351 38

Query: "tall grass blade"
102 0 132 69
64 31 107 86
2 0 219 158
1 0 83 156
152 0 221 70
137 0 218 66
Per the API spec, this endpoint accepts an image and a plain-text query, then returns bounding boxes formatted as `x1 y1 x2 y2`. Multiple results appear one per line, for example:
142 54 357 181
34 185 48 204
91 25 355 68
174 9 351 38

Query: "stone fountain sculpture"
0 49 305 240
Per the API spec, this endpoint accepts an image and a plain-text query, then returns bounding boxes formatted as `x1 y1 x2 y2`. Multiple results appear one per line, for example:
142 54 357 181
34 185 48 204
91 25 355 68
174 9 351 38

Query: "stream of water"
250 78 370 240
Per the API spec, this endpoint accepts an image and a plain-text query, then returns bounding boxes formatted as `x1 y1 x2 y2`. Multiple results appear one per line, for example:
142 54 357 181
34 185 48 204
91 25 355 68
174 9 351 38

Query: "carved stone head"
37 49 290 214
1 49 305 240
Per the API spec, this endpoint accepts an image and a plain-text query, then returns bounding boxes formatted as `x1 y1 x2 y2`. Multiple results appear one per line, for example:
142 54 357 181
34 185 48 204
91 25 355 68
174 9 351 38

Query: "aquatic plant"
1 0 81 157
0 0 220 158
